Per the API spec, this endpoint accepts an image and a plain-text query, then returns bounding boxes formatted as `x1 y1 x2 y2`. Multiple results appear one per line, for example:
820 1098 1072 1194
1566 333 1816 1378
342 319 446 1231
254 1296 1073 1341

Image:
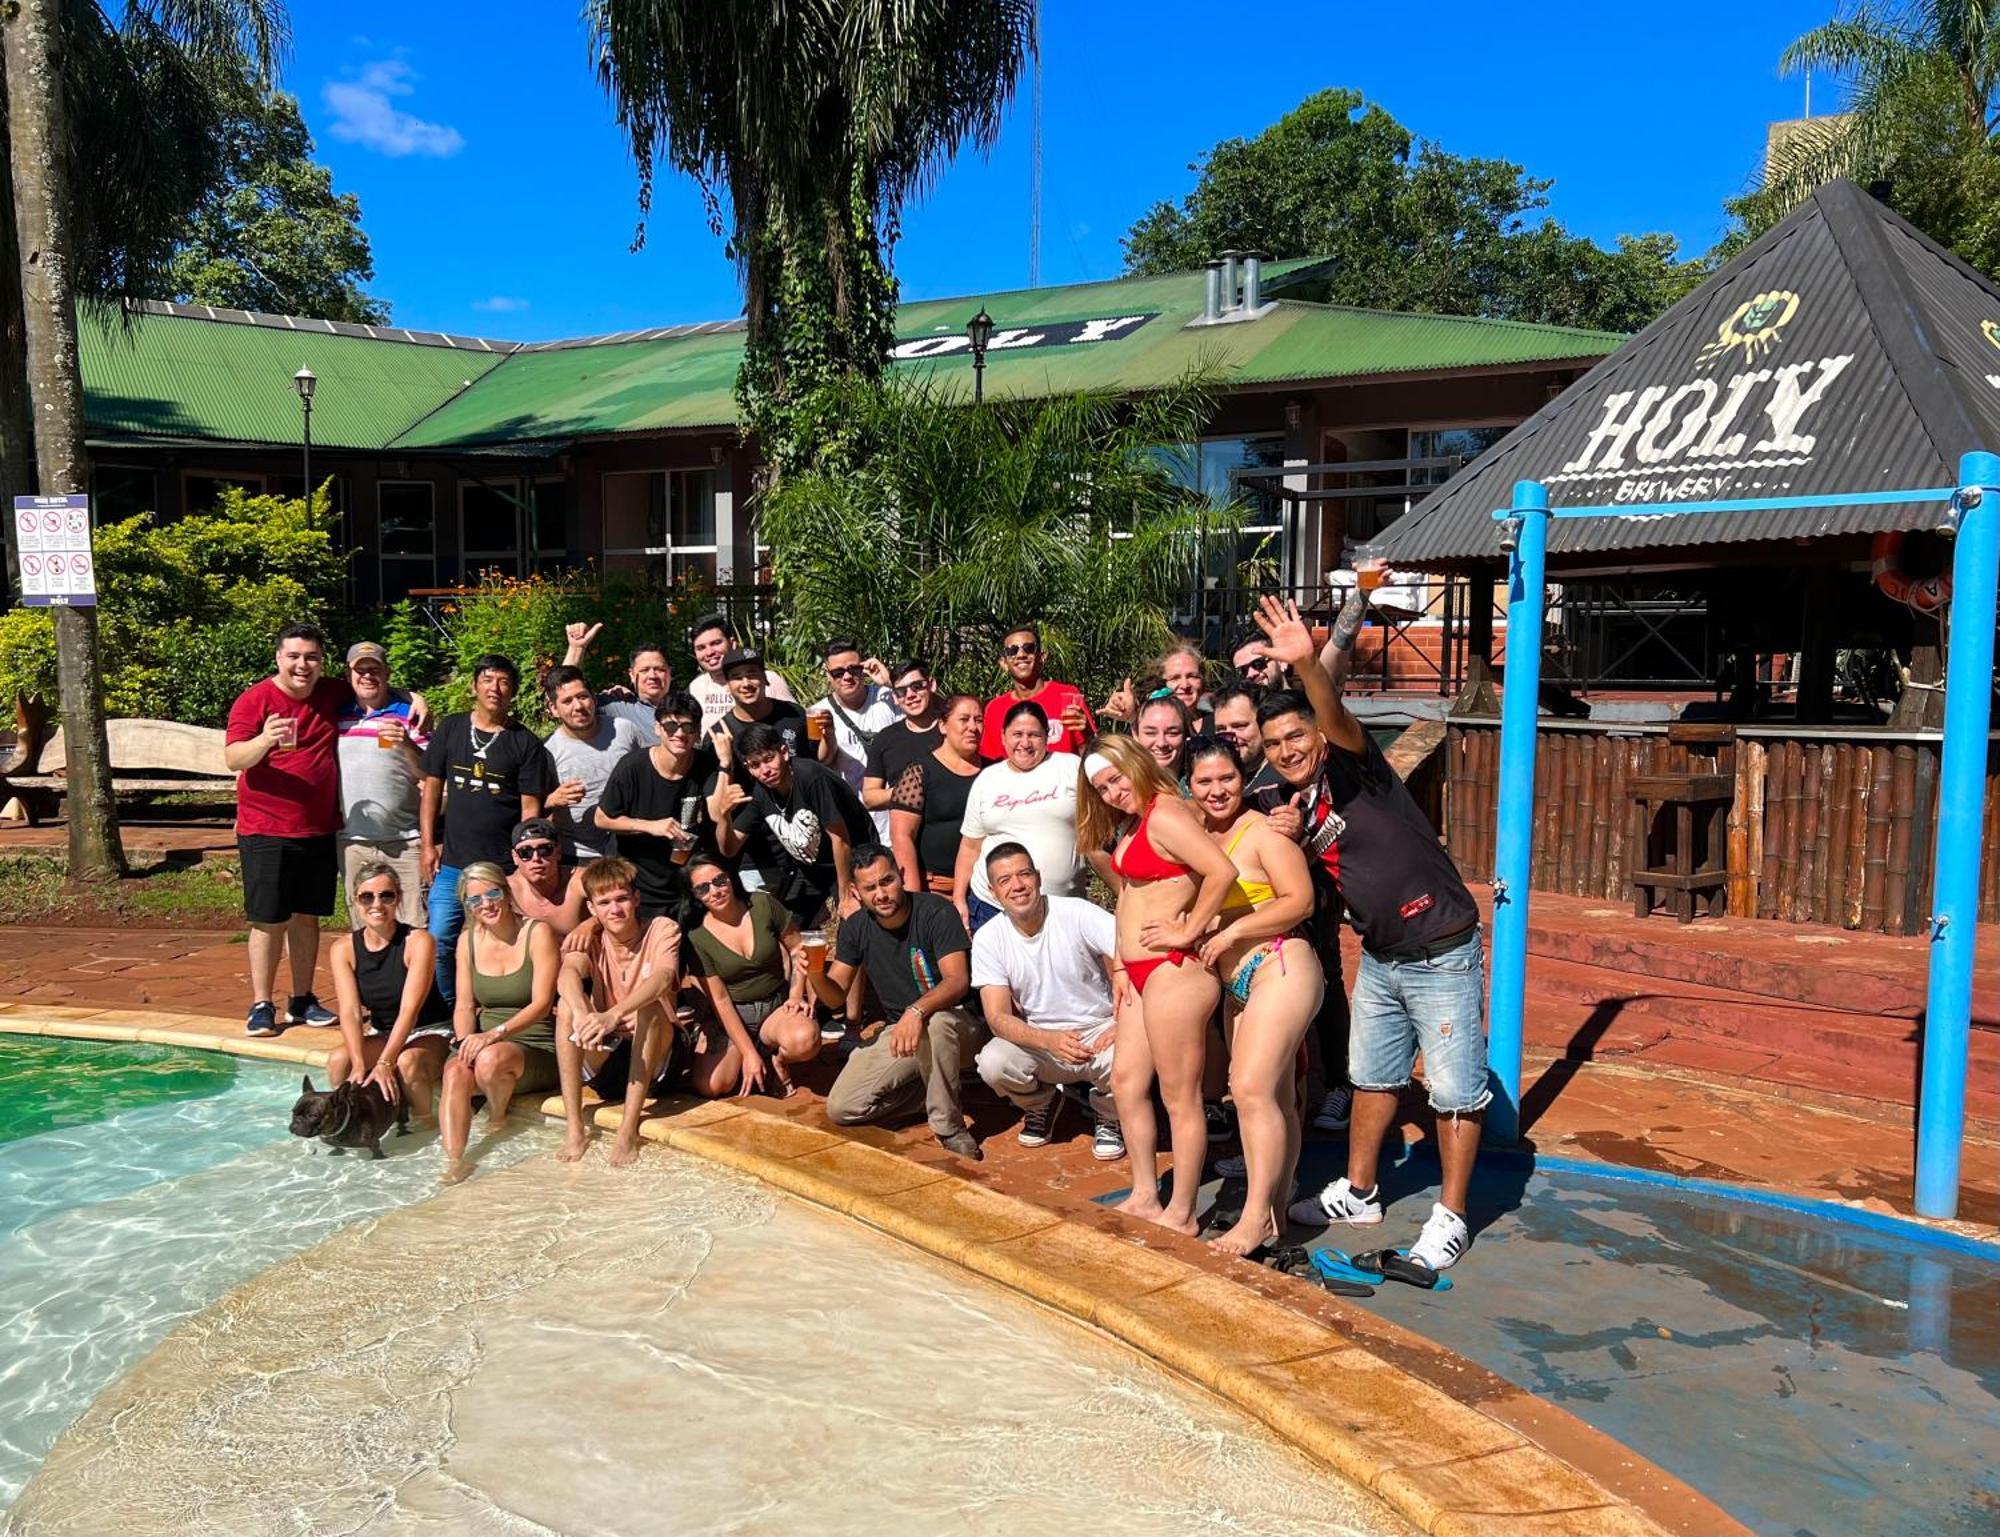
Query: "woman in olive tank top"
439 862 561 1182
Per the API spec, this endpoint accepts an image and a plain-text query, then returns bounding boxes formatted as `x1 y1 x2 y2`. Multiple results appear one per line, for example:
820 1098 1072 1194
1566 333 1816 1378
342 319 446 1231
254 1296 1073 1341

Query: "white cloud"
322 61 464 158
473 296 530 313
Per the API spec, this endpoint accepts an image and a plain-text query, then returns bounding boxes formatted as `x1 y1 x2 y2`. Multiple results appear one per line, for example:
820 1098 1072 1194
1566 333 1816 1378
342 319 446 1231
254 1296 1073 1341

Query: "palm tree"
587 1 1034 462
2 0 285 880
1753 3 2000 220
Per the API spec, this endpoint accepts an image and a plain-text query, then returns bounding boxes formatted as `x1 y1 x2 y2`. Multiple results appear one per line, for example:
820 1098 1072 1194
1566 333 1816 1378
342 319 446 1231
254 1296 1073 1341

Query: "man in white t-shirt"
972 843 1124 1160
805 637 901 841
953 699 1081 932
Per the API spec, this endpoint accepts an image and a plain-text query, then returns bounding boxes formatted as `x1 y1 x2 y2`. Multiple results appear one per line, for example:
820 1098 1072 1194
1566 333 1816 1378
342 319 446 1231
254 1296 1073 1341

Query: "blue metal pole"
1485 479 1550 1145
1914 449 2000 1219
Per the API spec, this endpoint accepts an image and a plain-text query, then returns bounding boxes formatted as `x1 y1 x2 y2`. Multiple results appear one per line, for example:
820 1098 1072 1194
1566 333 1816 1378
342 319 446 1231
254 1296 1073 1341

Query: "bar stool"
1629 723 1737 922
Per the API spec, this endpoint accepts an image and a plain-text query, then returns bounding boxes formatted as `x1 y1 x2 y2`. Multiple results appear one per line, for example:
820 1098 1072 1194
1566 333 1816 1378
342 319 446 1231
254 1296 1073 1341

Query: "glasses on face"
891 678 929 696
1002 643 1040 658
827 664 864 680
356 889 398 906
658 719 697 737
690 876 731 896
464 889 507 913
513 841 557 861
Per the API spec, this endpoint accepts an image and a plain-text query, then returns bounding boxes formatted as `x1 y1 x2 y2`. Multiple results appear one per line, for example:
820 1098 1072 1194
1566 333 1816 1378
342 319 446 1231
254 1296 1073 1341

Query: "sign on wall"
889 313 1158 361
14 494 96 607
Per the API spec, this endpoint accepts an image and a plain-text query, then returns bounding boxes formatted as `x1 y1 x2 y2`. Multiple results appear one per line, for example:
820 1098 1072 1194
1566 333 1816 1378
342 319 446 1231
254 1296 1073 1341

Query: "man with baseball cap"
505 816 589 935
716 646 807 763
334 641 429 927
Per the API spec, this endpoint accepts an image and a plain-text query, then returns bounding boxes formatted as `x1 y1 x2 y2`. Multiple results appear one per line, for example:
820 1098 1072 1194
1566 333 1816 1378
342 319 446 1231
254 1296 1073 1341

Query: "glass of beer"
802 930 829 974
375 715 404 750
806 711 826 743
273 716 298 751
1355 542 1388 595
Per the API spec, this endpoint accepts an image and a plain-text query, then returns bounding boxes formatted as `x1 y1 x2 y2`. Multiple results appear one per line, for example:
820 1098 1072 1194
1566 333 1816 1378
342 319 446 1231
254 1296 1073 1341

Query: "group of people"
226 589 1487 1270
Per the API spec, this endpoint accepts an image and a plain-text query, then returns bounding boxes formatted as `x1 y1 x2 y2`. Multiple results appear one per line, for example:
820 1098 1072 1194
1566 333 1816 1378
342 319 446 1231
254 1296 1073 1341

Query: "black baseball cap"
721 647 763 674
511 817 558 848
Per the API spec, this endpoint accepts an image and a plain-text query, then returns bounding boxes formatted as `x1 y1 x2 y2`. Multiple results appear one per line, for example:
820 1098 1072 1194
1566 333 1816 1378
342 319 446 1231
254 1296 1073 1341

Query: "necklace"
469 723 499 760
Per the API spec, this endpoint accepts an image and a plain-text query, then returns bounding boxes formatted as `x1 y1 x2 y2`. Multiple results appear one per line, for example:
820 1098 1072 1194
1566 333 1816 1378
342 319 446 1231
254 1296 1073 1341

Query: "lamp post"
293 365 316 505
966 308 994 404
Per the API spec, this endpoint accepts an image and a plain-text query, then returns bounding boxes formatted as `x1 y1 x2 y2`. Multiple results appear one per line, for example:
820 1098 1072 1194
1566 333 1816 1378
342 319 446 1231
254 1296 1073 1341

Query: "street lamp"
965 308 994 404
293 366 316 506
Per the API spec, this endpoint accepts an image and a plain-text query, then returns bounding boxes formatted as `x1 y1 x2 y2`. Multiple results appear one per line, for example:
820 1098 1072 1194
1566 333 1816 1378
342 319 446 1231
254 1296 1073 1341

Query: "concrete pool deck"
4 1002 1742 1536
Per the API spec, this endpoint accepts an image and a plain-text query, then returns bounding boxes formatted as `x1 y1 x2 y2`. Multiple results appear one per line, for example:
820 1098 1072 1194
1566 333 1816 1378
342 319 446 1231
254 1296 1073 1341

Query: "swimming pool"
0 1040 1401 1535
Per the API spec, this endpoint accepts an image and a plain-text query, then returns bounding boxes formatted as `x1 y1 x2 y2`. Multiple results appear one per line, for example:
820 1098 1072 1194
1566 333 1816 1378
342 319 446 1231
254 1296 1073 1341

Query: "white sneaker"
1287 1176 1383 1229
1407 1203 1471 1272
1311 1086 1352 1132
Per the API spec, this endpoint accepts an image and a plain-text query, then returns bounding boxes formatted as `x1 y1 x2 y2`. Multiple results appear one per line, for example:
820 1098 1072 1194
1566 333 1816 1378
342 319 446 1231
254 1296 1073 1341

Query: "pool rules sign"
13 494 96 607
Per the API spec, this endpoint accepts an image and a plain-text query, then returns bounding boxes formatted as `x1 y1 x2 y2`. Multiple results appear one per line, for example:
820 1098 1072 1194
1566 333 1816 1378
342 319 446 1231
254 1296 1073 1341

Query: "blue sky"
292 2 1844 340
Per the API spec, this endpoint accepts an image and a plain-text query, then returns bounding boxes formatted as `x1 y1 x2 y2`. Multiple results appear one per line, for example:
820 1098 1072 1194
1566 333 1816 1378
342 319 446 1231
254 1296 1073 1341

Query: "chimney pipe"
1202 261 1223 322
1242 252 1264 312
1219 250 1241 311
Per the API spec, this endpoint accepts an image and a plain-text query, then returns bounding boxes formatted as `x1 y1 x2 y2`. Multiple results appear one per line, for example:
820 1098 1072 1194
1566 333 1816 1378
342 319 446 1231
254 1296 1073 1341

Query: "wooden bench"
0 700 231 823
1629 723 1737 923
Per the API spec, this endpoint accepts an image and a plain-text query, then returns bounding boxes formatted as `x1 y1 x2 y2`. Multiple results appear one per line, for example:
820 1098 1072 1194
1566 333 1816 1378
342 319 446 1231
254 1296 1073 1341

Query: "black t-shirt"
865 718 939 797
718 699 808 768
1250 734 1475 956
736 758 872 913
835 890 970 1019
597 749 719 922
910 752 979 879
422 715 557 870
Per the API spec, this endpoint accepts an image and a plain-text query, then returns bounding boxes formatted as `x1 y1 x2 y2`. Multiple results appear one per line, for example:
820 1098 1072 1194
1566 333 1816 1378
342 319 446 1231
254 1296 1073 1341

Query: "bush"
0 487 345 724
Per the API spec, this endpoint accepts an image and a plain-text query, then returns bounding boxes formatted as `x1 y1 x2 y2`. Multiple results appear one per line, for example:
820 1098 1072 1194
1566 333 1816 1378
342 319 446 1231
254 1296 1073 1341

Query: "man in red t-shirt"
224 622 354 1038
979 622 1096 760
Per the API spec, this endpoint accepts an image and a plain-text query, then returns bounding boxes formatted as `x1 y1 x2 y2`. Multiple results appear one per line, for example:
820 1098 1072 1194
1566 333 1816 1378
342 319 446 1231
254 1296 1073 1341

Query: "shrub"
0 487 344 724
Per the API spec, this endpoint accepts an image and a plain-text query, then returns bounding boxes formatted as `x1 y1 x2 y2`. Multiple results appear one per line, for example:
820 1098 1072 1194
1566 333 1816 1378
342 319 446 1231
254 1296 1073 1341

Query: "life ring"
1872 531 1950 613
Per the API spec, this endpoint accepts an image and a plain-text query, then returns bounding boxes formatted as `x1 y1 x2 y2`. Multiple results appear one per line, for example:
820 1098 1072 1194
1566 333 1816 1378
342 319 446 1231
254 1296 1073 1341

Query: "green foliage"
759 373 1231 704
0 486 342 723
1720 5 2000 278
164 70 388 323
1122 88 1701 334
589 0 1033 466
379 599 446 695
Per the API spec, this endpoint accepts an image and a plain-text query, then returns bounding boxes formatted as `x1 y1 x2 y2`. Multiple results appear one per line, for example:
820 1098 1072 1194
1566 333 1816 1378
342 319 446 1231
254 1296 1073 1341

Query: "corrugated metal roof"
394 264 1617 447
1377 180 2000 569
82 309 507 450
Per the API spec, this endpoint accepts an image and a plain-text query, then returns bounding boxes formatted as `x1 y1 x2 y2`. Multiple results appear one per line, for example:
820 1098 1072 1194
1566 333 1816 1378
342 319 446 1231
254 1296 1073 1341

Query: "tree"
2 0 286 879
758 372 1231 701
1123 88 1701 333
587 1 1034 470
166 70 388 322
1719 3 2000 278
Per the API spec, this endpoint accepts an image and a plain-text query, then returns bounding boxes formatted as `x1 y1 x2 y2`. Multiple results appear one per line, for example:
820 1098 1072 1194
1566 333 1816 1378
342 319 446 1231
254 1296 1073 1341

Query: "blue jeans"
966 893 1003 934
427 865 464 1006
1349 929 1490 1115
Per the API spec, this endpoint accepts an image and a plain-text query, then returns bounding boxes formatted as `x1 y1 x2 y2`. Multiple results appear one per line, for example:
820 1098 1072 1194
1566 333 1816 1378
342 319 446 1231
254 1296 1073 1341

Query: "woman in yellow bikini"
1186 738 1324 1257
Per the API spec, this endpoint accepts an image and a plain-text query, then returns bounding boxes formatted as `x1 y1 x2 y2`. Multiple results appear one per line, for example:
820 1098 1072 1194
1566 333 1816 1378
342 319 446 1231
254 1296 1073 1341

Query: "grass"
0 853 350 929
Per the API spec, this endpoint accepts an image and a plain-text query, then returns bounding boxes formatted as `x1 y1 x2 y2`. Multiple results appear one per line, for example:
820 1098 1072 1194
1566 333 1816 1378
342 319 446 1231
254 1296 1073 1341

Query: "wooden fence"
1442 721 2000 935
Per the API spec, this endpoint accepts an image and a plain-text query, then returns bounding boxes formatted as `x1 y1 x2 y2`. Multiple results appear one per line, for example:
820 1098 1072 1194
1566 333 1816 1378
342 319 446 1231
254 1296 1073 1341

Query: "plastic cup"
1355 543 1388 594
375 718 403 750
274 716 298 750
803 936 828 974
806 712 826 743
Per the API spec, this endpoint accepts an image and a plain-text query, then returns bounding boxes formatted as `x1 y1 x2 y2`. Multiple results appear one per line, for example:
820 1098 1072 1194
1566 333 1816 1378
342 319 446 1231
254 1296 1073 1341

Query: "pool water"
0 1039 551 1505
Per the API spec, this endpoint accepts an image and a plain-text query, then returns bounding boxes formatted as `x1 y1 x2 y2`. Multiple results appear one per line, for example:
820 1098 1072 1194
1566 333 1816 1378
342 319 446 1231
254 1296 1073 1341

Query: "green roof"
80 267 1621 452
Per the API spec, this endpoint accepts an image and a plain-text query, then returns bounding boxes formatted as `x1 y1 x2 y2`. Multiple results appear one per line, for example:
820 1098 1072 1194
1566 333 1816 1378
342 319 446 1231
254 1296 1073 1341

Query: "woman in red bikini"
1077 734 1239 1234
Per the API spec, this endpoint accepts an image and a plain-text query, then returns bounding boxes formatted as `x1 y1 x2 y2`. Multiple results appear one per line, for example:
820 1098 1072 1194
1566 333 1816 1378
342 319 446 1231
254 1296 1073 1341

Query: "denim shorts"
1349 929 1491 1115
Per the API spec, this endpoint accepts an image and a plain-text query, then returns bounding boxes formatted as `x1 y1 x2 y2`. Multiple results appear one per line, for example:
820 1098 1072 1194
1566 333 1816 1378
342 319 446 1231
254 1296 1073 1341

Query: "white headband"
1083 751 1115 785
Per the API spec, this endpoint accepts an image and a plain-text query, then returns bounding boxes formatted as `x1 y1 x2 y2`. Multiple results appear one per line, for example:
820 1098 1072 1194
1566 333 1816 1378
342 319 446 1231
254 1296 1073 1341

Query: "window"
602 468 717 584
529 479 568 575
460 482 521 578
1409 427 1508 488
1163 435 1286 584
379 482 436 601
270 475 347 515
182 471 264 515
90 465 155 524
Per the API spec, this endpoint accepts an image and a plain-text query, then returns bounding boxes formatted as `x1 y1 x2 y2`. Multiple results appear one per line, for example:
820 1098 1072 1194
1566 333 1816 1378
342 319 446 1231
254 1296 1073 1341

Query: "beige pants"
340 838 425 927
826 1008 985 1140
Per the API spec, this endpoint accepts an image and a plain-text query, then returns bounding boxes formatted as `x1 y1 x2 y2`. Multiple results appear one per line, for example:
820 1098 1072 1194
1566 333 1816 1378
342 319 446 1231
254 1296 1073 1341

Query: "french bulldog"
289 1074 409 1159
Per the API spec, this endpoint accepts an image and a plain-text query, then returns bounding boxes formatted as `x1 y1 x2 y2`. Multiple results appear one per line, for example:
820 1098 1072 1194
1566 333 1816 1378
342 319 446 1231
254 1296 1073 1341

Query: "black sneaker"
245 1000 279 1037
1204 1100 1235 1144
937 1127 984 1162
1091 1114 1125 1162
286 993 336 1027
1017 1094 1062 1148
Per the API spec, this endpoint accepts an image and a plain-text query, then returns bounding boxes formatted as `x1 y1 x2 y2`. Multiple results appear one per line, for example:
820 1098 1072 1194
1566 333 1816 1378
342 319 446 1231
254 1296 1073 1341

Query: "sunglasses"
1002 643 1040 657
464 889 507 913
891 678 929 695
355 889 398 906
826 664 864 679
690 876 732 896
513 841 557 860
658 719 697 736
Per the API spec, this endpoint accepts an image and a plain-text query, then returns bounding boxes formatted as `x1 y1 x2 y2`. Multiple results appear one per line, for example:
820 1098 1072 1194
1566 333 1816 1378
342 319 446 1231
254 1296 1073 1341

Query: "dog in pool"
290 1075 409 1158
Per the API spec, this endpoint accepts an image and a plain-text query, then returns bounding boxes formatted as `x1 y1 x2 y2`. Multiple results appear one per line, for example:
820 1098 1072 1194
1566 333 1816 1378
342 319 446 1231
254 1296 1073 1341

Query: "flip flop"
1351 1248 1455 1292
1312 1248 1385 1288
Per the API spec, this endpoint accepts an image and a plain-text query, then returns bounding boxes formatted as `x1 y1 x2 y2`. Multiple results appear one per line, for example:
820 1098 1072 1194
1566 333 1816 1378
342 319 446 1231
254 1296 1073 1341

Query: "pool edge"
3 1007 1745 1537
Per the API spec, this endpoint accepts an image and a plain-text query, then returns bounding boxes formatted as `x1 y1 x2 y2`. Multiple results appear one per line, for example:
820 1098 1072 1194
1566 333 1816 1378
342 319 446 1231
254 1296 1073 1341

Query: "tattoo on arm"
1329 587 1367 652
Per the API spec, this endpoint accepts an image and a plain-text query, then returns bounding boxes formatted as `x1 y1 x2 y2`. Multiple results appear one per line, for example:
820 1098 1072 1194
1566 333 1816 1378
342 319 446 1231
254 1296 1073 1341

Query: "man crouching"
554 857 684 1166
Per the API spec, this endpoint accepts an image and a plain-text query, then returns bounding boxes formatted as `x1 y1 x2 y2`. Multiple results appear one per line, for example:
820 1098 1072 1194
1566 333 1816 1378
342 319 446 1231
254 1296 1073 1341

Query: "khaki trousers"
826 1007 984 1140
